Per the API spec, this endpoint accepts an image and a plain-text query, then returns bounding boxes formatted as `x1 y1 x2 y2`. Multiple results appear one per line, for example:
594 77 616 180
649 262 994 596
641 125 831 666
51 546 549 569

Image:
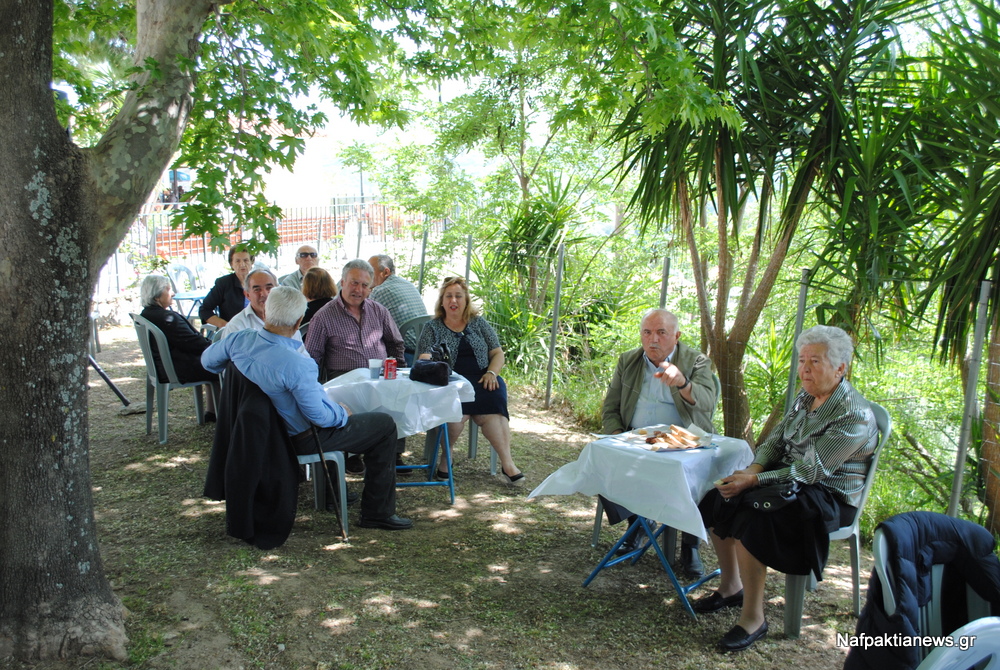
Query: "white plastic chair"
296 449 349 541
784 400 892 637
915 616 1000 669
873 525 993 661
131 313 219 444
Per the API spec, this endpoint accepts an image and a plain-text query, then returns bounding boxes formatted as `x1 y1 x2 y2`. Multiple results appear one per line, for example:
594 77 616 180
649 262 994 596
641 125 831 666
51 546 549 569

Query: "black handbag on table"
409 360 450 386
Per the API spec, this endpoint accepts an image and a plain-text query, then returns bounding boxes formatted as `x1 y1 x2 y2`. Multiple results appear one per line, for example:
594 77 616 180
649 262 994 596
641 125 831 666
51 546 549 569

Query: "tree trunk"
982 316 1000 534
0 0 218 660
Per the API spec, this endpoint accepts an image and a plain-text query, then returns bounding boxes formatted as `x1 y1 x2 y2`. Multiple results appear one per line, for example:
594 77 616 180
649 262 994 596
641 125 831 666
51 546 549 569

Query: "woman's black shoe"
691 589 744 614
718 620 768 652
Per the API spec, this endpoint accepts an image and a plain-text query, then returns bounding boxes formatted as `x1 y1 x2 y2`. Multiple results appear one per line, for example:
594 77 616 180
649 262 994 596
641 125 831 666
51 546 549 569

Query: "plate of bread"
626 424 713 451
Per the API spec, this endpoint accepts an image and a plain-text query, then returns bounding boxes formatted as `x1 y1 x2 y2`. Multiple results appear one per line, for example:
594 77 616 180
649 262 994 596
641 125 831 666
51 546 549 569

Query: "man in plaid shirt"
368 254 427 363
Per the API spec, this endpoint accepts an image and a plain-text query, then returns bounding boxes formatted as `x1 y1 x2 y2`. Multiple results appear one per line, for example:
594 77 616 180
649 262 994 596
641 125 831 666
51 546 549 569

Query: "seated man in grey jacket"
600 308 718 578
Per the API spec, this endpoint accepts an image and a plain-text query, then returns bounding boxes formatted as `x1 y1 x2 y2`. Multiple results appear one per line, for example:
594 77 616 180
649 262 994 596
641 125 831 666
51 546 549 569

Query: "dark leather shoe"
203 412 217 423
718 620 768 652
395 454 411 477
691 589 744 614
614 530 640 556
677 545 704 579
358 514 413 530
345 454 365 475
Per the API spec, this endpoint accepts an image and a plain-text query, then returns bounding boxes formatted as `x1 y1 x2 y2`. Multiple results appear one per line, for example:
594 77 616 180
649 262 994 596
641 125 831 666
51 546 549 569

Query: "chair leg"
331 452 348 541
157 383 169 444
146 379 155 436
849 533 861 616
468 422 478 460
784 573 808 638
592 498 605 548
193 385 206 424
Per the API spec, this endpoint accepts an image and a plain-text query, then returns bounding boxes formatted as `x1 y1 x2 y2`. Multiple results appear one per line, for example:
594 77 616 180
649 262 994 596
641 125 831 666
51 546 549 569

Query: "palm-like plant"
614 0 933 442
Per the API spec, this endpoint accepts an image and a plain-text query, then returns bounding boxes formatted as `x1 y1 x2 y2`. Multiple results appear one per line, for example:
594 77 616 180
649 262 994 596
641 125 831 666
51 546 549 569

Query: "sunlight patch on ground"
357 554 389 564
240 567 283 585
320 616 356 632
178 498 225 517
320 542 353 552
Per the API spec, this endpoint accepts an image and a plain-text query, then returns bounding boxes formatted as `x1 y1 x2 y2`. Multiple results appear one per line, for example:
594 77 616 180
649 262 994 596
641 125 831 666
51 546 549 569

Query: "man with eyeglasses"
279 245 319 290
219 269 304 348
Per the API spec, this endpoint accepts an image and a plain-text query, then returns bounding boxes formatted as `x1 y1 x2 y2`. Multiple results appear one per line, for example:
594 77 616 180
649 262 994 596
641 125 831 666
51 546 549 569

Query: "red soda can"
383 358 397 380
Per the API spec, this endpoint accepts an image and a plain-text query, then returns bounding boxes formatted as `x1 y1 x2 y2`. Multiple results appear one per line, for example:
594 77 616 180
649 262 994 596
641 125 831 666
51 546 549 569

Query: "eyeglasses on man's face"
298 252 318 259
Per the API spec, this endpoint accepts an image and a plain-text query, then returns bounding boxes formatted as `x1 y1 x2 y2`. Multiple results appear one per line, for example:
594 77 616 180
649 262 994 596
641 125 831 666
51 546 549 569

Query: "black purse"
409 360 450 386
737 481 801 512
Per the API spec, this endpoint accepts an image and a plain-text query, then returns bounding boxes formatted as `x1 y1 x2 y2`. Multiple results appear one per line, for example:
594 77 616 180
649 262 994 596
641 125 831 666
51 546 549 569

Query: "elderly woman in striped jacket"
691 325 878 653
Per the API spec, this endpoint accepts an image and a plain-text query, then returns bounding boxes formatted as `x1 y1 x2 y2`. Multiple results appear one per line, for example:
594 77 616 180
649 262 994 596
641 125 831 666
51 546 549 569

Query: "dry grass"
16 326 865 669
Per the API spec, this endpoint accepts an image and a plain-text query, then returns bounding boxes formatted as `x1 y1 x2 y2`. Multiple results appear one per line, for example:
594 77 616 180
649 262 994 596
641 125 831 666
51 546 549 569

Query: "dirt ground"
17 326 867 669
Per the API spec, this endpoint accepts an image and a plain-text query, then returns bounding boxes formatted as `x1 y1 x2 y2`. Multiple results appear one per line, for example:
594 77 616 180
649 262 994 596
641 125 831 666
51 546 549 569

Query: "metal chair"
783 400 892 637
131 313 219 444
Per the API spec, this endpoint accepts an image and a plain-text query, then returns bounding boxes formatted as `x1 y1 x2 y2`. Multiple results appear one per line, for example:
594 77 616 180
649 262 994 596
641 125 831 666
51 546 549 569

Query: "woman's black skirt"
699 484 856 580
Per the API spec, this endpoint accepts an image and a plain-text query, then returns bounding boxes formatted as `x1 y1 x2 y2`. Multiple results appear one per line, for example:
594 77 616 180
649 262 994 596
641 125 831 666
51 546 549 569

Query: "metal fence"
96 198 447 297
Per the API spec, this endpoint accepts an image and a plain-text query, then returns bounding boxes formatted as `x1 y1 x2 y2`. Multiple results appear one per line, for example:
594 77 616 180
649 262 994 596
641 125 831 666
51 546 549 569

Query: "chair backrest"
916 616 1000 670
131 313 182 385
299 321 309 341
167 263 198 292
398 314 431 351
828 402 890 543
873 515 995 659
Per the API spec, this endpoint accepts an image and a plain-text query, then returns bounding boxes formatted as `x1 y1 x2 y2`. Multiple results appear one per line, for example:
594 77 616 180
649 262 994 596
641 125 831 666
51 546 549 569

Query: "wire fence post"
417 227 428 294
544 243 566 410
948 279 992 517
784 268 811 414
465 234 473 281
659 255 670 309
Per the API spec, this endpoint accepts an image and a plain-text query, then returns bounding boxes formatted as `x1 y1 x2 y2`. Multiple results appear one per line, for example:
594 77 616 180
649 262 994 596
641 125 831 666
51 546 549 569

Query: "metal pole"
418 227 428 294
947 279 992 517
545 243 566 409
465 234 473 281
659 255 670 309
784 268 811 414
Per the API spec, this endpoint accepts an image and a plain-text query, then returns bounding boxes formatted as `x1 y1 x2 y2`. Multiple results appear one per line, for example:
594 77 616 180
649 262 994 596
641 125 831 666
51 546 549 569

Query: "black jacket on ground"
844 511 1000 670
203 364 299 550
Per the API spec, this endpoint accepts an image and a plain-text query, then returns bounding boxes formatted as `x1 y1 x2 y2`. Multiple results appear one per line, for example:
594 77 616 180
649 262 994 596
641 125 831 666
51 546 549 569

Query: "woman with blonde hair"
416 277 524 486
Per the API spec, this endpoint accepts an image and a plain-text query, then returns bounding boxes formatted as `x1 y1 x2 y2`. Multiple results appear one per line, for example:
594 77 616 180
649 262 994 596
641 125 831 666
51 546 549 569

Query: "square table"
528 432 753 616
324 368 475 503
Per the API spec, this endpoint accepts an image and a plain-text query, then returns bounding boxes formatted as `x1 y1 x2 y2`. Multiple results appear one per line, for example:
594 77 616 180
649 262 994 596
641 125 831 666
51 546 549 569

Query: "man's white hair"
265 286 307 327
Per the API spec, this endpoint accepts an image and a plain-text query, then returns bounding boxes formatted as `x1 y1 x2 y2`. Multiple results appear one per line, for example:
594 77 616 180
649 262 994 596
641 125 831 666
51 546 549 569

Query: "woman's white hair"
140 274 171 308
264 286 307 327
796 325 854 368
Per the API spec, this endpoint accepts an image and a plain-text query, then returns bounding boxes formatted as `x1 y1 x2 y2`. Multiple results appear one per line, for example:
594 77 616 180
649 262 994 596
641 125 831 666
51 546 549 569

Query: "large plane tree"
0 0 409 660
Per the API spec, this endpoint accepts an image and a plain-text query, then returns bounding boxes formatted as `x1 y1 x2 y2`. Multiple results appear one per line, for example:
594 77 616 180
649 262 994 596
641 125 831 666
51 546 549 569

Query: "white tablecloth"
528 434 754 540
323 367 475 439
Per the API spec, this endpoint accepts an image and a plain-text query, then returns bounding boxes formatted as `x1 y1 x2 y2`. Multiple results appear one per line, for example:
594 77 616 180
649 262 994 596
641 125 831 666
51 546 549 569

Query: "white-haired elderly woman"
692 325 877 652
140 274 218 419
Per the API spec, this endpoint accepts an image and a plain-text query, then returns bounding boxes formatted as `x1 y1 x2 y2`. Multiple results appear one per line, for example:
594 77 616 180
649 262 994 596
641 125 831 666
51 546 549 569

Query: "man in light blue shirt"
202 286 413 531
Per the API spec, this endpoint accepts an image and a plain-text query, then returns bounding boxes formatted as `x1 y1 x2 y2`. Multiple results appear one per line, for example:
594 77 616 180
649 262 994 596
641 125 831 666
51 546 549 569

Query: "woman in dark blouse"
416 277 524 486
140 274 218 417
300 266 335 325
198 245 253 327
